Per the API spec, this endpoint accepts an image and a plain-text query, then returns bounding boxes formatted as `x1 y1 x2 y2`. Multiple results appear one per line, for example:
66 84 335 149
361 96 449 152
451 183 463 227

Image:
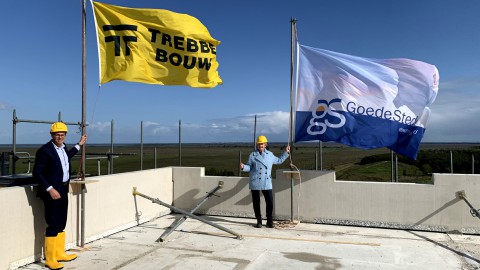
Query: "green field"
1 142 479 183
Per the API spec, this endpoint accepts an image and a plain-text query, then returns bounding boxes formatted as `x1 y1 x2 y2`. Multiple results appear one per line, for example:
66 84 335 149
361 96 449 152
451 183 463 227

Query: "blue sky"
1 0 479 145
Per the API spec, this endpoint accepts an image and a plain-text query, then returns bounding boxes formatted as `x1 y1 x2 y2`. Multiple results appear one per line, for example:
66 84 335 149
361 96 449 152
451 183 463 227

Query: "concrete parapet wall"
2 167 480 269
1 168 173 270
79 168 173 242
173 169 480 234
172 167 253 217
274 171 480 234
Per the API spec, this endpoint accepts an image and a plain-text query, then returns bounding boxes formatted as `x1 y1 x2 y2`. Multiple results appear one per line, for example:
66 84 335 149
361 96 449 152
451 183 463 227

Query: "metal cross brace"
132 182 243 241
157 181 224 242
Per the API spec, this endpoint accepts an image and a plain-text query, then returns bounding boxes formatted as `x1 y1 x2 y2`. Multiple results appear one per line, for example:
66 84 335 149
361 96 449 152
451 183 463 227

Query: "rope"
75 85 102 179
273 160 302 230
88 85 102 130
76 158 84 180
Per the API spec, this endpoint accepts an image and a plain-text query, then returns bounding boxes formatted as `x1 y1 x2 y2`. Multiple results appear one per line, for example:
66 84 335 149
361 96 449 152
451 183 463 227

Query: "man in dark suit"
33 122 87 270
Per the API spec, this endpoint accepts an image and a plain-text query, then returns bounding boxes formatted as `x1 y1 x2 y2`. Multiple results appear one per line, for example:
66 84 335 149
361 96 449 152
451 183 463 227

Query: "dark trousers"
41 184 69 237
251 189 273 221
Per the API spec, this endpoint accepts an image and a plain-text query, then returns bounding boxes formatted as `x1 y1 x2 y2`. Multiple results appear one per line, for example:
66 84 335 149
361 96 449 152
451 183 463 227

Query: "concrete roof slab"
20 215 477 270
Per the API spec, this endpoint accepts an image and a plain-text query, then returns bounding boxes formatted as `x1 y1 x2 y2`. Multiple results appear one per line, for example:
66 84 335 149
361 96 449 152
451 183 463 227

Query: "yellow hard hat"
257 135 268 144
50 122 68 133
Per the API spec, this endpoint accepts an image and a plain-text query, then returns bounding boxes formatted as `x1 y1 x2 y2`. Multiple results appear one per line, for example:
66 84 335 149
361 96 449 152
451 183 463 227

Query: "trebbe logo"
103 24 138 56
307 98 346 135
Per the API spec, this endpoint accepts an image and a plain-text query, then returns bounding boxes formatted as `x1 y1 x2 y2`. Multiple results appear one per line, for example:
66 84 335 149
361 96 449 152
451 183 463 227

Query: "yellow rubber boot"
44 236 64 270
56 232 77 262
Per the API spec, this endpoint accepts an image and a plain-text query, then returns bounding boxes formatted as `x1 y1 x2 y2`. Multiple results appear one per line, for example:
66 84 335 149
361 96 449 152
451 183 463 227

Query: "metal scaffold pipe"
132 187 243 240
456 190 480 220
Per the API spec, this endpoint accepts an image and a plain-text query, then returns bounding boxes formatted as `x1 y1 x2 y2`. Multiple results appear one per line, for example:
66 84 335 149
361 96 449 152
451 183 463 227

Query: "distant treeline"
359 147 480 174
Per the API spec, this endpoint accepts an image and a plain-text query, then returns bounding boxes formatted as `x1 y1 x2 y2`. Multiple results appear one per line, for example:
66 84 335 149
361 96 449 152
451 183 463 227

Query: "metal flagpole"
80 0 87 247
140 121 143 170
179 120 182 166
253 114 257 150
289 18 297 222
391 151 394 182
110 120 114 174
289 18 296 154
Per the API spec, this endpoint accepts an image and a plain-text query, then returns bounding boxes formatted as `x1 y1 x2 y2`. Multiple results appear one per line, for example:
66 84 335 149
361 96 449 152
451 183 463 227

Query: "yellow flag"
91 1 222 88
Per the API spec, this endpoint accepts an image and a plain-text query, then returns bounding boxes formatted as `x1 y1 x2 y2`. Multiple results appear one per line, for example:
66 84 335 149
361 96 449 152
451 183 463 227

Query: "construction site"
2 1 480 269
1 163 479 269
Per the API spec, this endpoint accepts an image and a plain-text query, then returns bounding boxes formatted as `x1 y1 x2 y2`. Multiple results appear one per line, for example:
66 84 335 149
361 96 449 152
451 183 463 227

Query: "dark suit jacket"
33 140 79 197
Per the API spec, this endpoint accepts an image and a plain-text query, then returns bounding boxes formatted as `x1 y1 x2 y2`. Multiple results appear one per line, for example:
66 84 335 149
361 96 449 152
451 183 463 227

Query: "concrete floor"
20 214 480 270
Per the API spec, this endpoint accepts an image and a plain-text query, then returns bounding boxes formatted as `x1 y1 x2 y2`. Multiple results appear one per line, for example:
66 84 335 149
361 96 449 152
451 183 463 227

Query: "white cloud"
424 76 480 142
254 111 290 135
152 126 172 135
184 111 291 142
88 121 112 133
131 111 291 143
142 121 160 128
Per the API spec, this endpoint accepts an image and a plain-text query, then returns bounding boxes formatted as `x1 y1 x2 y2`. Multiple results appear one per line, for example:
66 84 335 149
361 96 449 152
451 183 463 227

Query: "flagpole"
290 18 297 154
80 0 87 247
253 114 257 151
289 18 297 223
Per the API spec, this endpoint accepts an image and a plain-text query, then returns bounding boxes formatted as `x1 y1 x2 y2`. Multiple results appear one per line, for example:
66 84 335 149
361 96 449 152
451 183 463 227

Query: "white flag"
295 44 439 159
